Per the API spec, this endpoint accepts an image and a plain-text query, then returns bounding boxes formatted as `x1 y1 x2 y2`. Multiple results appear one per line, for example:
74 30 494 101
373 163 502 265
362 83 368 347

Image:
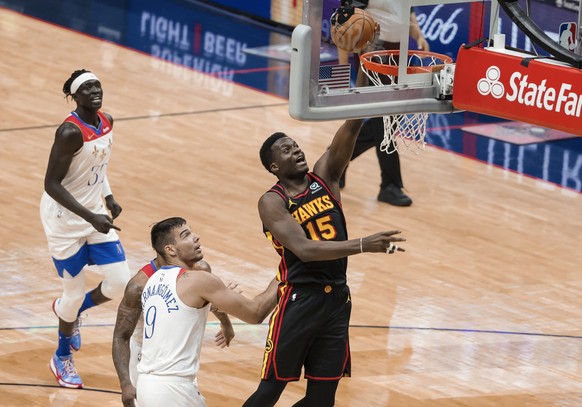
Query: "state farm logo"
477 66 504 98
477 65 582 118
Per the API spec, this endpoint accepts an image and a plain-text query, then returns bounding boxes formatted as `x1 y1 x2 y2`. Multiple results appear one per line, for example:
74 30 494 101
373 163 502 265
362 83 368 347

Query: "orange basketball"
331 7 376 52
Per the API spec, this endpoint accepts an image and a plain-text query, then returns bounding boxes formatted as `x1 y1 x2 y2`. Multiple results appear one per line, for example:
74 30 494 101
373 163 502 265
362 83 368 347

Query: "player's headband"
70 72 100 95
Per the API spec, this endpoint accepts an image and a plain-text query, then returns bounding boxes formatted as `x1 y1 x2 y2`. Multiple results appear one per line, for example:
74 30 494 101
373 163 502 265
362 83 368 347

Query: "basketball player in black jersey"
244 66 406 407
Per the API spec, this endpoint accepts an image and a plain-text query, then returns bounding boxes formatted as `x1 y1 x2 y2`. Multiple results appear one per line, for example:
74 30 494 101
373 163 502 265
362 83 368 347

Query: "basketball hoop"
360 50 453 154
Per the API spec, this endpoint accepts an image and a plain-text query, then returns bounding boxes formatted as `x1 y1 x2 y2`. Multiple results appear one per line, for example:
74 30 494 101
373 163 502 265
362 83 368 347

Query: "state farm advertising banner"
453 46 582 135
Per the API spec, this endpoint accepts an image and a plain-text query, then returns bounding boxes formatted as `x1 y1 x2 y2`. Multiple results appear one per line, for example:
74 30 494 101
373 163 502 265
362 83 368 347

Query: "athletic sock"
77 292 97 315
56 331 73 357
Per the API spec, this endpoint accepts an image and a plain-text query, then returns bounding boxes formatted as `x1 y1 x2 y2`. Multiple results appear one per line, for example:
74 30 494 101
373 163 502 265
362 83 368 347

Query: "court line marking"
2 323 580 340
0 102 288 133
0 382 121 394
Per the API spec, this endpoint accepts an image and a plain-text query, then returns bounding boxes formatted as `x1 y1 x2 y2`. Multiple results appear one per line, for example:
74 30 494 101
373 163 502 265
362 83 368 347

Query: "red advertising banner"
453 46 582 136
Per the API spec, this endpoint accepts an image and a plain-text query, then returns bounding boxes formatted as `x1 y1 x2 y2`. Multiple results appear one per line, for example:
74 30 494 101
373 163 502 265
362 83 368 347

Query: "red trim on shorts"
266 284 301 380
304 341 350 381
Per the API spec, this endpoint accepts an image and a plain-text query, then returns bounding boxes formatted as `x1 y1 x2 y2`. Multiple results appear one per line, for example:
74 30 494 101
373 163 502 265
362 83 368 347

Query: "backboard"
288 0 499 121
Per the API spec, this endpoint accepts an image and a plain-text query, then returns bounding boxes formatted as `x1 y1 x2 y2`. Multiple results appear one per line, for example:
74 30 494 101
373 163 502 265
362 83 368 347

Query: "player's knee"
244 378 287 406
99 261 131 299
304 379 339 407
59 291 85 322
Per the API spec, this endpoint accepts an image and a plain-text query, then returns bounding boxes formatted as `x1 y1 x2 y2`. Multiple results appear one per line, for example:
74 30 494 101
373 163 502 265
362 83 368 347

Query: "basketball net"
379 112 428 154
360 50 451 154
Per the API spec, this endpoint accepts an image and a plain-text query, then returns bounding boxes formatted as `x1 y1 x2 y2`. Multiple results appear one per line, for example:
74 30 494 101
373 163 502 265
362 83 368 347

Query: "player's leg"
243 377 288 407
372 116 413 206
52 245 89 331
301 285 352 405
50 248 89 388
292 379 340 407
41 198 89 386
371 40 413 206
244 284 324 406
58 232 129 354
374 118 404 189
87 230 131 305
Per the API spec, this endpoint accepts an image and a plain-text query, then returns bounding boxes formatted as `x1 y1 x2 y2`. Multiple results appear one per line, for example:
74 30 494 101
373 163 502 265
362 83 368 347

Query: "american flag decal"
319 64 351 90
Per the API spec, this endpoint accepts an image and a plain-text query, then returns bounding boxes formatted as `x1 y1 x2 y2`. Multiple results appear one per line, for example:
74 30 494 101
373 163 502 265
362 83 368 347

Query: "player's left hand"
417 36 430 52
105 195 123 219
215 322 235 348
363 22 381 54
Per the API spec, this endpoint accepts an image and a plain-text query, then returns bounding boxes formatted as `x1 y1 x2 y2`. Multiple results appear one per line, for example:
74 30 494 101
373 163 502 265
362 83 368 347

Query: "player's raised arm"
313 64 369 186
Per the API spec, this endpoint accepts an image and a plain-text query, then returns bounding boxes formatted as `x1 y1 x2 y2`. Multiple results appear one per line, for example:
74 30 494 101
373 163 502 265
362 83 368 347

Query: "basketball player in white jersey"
112 217 278 407
40 69 131 389
126 256 236 388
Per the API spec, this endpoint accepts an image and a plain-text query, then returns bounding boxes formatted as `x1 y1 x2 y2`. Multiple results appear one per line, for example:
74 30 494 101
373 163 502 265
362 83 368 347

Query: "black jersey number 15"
305 215 337 240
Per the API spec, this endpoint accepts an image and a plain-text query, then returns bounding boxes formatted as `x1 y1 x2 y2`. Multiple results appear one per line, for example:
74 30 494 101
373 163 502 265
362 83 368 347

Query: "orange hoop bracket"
360 50 453 76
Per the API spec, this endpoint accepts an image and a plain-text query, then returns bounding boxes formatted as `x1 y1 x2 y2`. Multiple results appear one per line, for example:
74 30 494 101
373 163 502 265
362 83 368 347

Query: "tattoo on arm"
112 281 143 387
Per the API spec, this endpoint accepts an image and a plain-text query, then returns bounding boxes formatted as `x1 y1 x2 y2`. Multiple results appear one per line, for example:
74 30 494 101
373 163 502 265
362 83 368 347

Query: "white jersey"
138 266 210 379
40 111 118 259
366 0 405 42
42 111 113 210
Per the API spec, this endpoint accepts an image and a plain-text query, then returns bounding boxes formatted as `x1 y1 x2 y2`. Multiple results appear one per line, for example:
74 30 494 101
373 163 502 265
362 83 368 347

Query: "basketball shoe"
52 298 82 352
50 353 84 389
377 184 413 206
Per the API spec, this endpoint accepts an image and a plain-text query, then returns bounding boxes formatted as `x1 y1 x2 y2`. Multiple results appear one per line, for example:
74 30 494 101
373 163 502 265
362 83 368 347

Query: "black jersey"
263 172 348 285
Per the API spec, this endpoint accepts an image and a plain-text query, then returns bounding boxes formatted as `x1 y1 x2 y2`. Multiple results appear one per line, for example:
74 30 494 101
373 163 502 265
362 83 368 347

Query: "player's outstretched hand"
361 231 406 254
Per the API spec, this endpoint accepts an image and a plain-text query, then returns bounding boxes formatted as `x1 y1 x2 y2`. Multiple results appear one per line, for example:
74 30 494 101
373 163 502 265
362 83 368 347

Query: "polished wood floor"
1 8 581 407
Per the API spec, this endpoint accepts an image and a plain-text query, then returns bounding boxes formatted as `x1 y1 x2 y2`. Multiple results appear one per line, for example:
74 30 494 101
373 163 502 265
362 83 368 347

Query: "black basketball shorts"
258 282 352 381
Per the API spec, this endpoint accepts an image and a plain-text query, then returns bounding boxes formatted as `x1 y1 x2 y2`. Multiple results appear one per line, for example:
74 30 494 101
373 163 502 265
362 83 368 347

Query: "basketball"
330 6 376 52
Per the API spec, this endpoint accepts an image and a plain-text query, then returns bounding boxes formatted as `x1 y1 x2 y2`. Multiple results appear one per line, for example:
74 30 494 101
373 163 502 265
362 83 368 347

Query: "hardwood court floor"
1 8 581 407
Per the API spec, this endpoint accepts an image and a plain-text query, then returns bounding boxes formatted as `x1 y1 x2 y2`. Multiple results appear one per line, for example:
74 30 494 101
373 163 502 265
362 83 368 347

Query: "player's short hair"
62 69 91 98
151 217 187 256
260 132 287 173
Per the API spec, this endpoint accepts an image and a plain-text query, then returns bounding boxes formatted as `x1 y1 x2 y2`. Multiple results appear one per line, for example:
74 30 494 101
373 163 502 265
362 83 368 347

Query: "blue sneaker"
50 353 84 389
52 298 82 352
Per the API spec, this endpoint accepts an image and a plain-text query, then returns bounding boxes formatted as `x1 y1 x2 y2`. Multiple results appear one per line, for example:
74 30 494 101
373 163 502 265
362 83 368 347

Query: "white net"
360 51 448 154
381 113 428 154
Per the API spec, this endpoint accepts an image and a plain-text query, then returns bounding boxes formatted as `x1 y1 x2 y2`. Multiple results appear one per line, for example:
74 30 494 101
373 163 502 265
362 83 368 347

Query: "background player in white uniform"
112 217 278 407
40 69 131 389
